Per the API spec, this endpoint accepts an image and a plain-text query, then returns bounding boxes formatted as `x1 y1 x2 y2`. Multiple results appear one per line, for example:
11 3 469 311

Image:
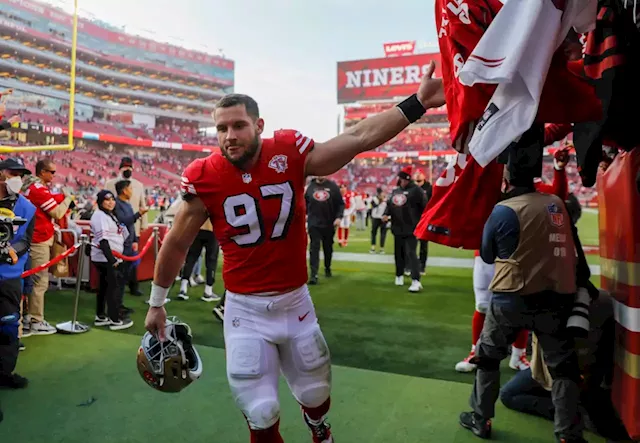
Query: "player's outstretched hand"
417 61 445 110
145 306 167 342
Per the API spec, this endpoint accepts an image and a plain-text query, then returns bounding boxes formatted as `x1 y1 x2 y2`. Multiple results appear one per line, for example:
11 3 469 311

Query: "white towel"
458 0 597 167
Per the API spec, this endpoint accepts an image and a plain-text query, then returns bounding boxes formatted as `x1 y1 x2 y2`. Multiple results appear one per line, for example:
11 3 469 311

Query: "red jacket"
24 181 72 244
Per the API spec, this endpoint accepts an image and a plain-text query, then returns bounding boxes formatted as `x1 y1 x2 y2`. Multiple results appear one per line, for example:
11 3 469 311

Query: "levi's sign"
383 41 416 57
337 53 442 104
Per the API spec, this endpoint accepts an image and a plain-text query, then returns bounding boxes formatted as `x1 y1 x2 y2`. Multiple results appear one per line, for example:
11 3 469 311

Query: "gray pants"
470 291 583 440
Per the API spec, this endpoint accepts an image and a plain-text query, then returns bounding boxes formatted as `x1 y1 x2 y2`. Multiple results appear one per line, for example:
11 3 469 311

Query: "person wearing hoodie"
90 190 132 331
382 166 428 292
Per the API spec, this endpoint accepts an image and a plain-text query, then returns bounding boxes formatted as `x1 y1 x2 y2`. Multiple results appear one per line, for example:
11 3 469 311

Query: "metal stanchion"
153 226 160 260
56 234 90 334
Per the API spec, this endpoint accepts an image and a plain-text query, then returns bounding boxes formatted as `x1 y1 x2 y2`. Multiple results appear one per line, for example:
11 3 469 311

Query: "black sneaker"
302 410 333 443
213 305 224 322
459 411 491 439
308 275 318 285
18 341 25 352
109 317 134 331
0 373 28 389
121 306 135 314
325 268 332 278
94 315 110 326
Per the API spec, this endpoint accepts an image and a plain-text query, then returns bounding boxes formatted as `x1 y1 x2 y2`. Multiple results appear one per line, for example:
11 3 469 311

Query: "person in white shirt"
90 190 133 331
369 187 388 254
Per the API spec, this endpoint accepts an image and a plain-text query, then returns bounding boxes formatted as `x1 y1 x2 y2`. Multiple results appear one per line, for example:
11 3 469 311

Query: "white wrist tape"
149 283 169 307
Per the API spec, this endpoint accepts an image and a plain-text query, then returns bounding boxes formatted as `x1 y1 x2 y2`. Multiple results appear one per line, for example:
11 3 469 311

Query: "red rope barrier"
21 244 79 278
110 235 154 262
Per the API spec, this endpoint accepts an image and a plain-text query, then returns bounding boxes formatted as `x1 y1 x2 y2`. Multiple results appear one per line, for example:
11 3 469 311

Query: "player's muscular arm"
304 62 444 177
153 196 209 288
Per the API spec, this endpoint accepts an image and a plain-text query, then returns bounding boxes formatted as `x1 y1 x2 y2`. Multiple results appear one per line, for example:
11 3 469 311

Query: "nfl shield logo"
547 203 564 227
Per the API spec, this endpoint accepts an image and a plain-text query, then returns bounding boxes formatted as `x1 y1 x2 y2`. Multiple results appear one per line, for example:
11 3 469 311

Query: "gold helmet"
136 318 203 393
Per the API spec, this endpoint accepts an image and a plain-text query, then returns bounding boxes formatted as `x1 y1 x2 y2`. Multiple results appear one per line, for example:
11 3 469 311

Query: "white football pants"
473 256 496 314
224 285 332 430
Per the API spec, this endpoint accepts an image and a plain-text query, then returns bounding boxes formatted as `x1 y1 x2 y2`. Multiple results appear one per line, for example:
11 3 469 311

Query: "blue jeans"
499 368 555 420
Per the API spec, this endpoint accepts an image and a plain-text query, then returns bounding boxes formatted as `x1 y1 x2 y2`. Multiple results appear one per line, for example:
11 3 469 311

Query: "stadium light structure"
0 0 78 154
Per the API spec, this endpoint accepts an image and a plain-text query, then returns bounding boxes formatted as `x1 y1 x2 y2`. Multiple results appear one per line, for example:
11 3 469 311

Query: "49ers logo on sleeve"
269 155 288 173
313 190 330 202
392 194 407 206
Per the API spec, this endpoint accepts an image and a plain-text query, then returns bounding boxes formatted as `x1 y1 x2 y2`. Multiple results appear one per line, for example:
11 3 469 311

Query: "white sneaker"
455 350 478 373
189 277 198 287
201 292 221 302
30 320 57 335
195 275 205 284
408 280 423 292
395 276 404 286
177 291 189 301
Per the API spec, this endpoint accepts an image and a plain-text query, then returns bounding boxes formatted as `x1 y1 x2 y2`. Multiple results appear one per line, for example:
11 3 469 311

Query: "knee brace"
288 326 331 408
227 337 280 430
0 313 20 345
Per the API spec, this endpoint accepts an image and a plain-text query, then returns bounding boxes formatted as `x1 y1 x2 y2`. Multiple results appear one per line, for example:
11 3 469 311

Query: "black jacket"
384 182 427 236
305 179 344 229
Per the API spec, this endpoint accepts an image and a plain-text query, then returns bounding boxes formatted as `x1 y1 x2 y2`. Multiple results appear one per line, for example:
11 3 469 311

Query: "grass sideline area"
4 209 603 442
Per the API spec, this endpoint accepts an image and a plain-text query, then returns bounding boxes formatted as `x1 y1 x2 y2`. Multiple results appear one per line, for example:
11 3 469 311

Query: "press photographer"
0 157 35 423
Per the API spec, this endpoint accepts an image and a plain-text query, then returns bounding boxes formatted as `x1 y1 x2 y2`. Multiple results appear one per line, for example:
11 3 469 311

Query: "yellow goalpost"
0 0 79 153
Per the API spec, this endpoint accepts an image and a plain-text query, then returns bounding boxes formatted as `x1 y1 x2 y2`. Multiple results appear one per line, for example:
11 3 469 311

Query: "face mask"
5 176 22 195
122 169 132 179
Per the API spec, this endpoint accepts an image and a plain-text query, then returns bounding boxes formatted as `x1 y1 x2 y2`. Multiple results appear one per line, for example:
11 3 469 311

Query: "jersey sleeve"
275 129 315 163
90 213 111 243
27 184 60 216
180 157 209 201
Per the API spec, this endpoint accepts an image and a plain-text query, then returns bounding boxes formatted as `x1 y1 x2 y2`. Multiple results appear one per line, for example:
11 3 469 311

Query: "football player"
144 62 445 443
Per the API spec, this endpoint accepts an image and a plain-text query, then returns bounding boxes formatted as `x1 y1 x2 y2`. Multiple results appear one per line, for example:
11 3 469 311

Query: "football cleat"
137 317 202 393
303 411 333 443
509 348 530 371
455 351 477 373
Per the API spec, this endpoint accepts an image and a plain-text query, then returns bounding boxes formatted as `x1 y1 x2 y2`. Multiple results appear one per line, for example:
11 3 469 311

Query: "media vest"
0 195 36 281
489 192 577 296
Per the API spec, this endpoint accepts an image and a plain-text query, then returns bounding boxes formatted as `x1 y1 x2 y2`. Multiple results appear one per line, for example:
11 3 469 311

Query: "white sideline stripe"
309 251 602 276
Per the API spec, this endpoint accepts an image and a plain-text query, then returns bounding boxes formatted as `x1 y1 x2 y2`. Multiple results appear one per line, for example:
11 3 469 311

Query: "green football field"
4 210 604 442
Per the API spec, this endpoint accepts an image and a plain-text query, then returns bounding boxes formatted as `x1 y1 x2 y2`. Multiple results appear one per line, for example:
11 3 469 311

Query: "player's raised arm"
304 61 445 177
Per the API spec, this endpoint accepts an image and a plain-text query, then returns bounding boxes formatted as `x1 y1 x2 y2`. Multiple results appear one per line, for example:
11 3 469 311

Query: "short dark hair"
215 94 260 119
35 158 53 176
115 179 131 196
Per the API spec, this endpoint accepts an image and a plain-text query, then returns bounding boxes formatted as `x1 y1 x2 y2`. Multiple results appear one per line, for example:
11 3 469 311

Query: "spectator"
369 187 388 254
0 157 35 423
114 180 147 310
90 190 132 331
22 158 74 335
105 157 148 297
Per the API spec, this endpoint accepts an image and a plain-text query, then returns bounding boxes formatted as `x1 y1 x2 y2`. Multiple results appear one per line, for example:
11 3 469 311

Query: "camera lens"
0 223 11 243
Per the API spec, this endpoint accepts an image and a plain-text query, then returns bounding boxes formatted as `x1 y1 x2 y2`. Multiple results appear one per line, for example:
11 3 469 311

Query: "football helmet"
136 317 203 393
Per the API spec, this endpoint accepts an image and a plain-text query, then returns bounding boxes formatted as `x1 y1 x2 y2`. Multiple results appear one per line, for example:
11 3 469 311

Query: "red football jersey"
181 129 313 295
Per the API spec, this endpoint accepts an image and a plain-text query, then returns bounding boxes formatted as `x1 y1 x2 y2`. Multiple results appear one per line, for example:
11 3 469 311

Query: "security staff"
383 166 427 293
305 176 344 285
0 158 35 423
459 161 584 443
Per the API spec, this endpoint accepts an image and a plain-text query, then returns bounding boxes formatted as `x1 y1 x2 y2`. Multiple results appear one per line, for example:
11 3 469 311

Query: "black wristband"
396 94 426 123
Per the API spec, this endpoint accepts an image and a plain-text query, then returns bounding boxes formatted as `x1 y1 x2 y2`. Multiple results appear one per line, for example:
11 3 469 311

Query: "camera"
0 214 26 261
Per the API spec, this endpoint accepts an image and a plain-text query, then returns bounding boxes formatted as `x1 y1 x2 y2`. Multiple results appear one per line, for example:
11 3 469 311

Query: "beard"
222 135 260 169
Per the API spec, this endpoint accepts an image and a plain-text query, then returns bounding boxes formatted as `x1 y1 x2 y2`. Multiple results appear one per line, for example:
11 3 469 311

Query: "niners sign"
337 53 442 104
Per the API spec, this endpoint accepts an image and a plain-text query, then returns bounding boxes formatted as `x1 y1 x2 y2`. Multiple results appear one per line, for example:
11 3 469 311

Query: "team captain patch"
547 203 564 227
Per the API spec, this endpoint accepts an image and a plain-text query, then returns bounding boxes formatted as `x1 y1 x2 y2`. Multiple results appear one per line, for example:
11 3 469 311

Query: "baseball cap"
0 157 31 175
119 157 133 169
